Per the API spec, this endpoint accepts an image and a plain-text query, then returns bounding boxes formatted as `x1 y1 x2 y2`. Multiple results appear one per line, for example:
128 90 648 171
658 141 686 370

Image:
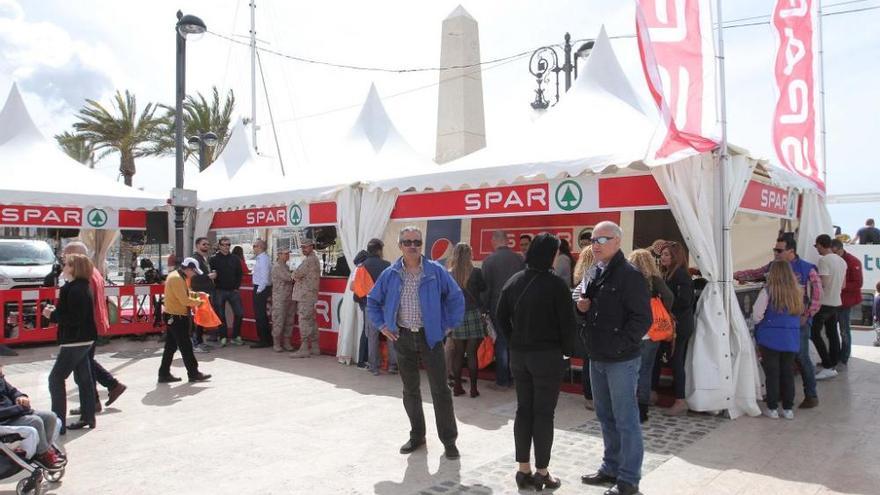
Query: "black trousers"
760 345 796 410
394 328 458 446
511 348 566 470
159 314 200 379
89 343 118 391
253 286 272 345
671 322 693 399
810 305 840 368
49 344 96 427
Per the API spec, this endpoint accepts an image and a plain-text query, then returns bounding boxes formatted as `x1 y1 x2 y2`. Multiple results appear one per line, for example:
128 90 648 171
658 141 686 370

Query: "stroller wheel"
44 466 65 483
16 469 43 495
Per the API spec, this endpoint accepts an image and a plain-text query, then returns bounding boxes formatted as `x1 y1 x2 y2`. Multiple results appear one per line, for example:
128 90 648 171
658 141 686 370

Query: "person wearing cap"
291 238 322 358
271 249 296 351
158 258 211 383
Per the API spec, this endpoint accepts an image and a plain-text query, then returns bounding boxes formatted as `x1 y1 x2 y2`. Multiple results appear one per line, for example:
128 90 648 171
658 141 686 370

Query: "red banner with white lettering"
636 0 718 161
772 0 823 191
738 180 796 218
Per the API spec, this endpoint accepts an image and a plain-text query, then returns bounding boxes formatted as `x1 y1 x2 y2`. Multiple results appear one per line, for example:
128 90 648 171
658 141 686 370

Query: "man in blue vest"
735 235 823 408
367 226 465 459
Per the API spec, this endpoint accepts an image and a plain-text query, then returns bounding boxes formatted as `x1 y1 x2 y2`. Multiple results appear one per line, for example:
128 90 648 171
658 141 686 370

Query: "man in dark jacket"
578 221 651 495
831 239 863 366
481 230 525 389
358 239 395 375
210 237 244 346
190 237 217 352
0 367 62 468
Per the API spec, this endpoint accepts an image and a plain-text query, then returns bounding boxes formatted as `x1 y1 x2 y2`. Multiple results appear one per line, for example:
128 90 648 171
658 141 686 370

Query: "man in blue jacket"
367 226 465 460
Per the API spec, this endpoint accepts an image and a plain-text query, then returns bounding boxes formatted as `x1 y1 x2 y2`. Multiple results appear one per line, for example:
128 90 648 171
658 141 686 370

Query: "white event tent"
0 84 168 270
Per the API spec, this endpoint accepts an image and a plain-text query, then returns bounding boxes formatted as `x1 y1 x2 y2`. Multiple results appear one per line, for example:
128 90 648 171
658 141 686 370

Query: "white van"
0 240 56 290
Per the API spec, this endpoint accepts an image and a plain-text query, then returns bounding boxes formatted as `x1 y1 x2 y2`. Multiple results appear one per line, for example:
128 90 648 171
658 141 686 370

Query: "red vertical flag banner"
636 0 719 162
772 0 823 191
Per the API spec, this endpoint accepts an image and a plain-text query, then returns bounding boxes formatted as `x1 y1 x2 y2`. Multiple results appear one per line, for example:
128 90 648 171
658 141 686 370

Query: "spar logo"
289 204 303 226
554 180 582 211
86 208 108 228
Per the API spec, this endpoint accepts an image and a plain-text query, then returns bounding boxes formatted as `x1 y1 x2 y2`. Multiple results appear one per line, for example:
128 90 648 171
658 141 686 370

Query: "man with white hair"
578 221 651 495
250 239 273 349
61 242 127 412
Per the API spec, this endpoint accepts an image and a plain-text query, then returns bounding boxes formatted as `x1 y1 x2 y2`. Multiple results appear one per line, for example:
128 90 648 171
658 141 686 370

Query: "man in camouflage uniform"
291 238 322 358
271 249 296 352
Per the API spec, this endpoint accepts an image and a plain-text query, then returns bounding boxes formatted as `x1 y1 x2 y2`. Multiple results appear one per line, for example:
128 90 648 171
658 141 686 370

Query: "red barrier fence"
1 284 165 346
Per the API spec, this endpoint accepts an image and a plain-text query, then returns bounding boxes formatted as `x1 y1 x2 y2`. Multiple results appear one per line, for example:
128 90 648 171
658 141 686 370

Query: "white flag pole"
715 0 731 326
816 0 828 188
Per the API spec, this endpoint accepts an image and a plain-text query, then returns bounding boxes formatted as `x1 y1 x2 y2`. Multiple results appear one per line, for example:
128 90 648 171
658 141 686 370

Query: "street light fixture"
528 33 593 110
173 10 206 262
188 131 219 171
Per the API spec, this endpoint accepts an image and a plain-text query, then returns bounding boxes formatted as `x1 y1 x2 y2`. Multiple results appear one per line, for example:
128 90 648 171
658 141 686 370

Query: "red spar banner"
636 0 718 161
772 0 823 191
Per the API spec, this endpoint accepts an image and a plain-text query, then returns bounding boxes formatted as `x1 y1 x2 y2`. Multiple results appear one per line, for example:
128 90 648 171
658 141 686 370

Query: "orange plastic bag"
193 293 221 329
647 297 675 342
476 335 495 370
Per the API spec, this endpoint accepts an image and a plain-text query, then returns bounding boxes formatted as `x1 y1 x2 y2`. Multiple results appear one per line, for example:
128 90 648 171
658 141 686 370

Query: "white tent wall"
651 152 761 418
796 192 835 265
335 187 399 363
731 214 783 271
80 229 120 276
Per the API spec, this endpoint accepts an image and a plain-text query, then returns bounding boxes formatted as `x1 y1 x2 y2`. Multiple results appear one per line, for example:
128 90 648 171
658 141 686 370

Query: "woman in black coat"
43 253 98 432
659 242 695 416
496 233 577 491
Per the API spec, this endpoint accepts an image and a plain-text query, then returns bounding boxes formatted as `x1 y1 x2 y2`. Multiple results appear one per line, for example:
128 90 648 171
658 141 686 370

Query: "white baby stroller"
0 424 66 494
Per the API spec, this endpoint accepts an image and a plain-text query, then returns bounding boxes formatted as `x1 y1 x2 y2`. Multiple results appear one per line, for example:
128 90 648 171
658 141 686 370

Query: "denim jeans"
796 322 818 398
590 357 643 486
492 316 511 386
358 306 369 366
839 306 853 364
637 340 660 405
213 289 243 339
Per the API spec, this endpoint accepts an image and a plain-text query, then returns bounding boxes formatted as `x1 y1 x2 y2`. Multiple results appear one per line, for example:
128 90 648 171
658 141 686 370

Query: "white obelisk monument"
435 5 486 164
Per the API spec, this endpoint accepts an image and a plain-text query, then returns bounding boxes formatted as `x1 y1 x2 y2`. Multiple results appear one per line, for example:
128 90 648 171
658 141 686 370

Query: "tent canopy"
198 84 440 211
0 84 167 210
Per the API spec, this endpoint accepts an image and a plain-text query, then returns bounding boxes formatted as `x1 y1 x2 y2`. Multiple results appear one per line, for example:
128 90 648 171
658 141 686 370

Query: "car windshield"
0 242 56 266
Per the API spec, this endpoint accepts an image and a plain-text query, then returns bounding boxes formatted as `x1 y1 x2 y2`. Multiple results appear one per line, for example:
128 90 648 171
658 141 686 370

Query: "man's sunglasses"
219 243 231 247
591 236 616 245
773 248 786 253
400 239 423 247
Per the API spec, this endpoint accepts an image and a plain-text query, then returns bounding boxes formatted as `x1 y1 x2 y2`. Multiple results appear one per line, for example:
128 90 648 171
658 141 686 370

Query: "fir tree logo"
554 180 582 211
86 208 108 228
289 204 304 226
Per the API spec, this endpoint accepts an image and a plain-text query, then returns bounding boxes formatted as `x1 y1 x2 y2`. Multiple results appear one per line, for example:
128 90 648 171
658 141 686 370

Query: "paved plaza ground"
0 330 877 494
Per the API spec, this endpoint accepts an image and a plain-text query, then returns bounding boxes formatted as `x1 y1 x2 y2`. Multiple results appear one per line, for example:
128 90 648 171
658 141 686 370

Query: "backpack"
647 296 675 342
351 265 375 302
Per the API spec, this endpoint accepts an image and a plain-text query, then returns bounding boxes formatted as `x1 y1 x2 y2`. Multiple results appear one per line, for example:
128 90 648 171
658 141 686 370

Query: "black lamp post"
174 10 206 262
188 132 219 172
528 33 593 110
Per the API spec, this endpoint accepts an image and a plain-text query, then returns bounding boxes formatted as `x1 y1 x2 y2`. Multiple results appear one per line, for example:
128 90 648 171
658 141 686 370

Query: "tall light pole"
188 132 219 172
174 11 206 260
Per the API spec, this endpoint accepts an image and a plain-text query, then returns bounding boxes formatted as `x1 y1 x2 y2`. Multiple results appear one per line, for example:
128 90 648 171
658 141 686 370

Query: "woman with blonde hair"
628 249 673 423
42 253 98 432
447 243 487 397
752 260 804 419
572 244 595 409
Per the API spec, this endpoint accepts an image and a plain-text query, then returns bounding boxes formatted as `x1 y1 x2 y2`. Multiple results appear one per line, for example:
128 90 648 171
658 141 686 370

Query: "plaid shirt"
396 260 424 329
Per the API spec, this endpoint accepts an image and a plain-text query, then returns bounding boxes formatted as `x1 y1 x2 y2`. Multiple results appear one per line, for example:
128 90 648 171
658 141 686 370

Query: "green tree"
153 87 235 171
55 131 95 168
72 90 164 186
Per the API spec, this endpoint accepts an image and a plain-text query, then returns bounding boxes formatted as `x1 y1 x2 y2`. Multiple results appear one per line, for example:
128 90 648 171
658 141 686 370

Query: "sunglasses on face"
773 248 785 253
591 236 615 245
219 243 230 247
400 239 423 247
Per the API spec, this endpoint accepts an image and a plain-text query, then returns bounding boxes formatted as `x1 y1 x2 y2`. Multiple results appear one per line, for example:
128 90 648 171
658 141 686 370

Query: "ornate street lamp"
528 33 593 110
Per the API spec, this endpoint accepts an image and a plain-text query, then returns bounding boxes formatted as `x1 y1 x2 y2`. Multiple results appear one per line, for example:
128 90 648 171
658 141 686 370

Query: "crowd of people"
4 216 875 495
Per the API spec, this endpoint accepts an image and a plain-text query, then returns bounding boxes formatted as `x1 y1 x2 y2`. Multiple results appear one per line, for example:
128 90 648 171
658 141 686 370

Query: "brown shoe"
799 396 819 409
105 383 127 407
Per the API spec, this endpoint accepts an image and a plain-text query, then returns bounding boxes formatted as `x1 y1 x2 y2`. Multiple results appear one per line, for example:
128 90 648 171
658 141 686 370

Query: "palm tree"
72 90 163 186
55 131 95 168
153 87 235 171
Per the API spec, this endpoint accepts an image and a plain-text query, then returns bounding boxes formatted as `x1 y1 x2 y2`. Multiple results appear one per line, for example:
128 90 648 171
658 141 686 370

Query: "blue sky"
0 0 876 234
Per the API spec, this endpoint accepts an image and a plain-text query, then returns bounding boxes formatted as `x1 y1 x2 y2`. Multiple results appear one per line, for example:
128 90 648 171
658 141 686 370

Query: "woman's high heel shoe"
533 471 561 491
515 471 534 489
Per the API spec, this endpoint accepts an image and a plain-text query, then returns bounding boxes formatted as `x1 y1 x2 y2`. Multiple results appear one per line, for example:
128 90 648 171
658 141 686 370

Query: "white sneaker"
816 368 838 380
782 409 794 420
764 409 779 419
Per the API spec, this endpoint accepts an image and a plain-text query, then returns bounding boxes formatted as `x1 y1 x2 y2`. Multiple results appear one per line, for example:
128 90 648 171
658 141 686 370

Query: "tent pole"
250 0 258 153
715 0 732 408
817 0 828 187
